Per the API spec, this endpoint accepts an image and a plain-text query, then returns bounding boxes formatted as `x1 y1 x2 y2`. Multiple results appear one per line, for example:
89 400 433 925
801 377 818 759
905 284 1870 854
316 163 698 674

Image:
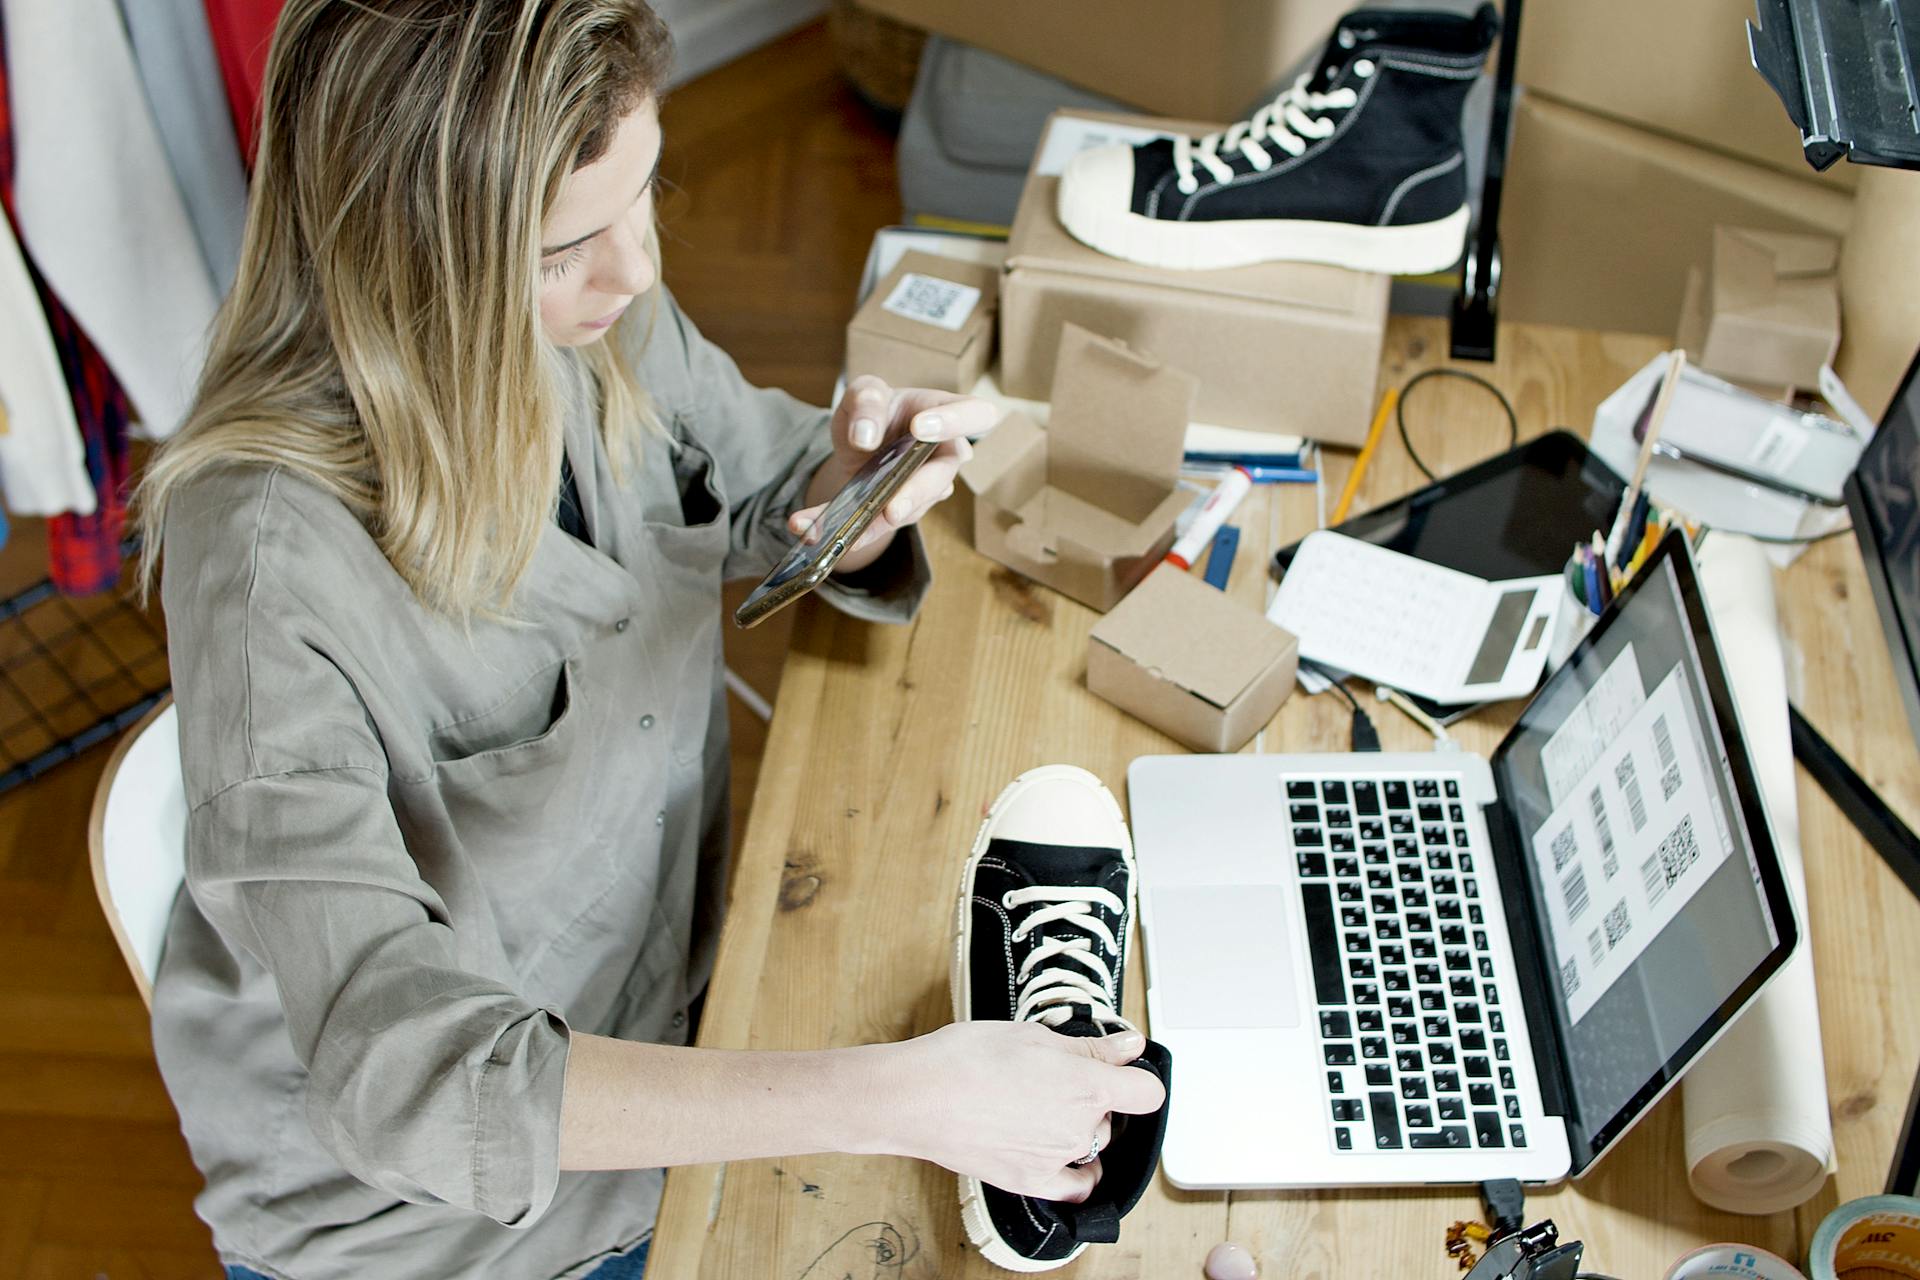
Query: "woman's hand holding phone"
789 375 997 575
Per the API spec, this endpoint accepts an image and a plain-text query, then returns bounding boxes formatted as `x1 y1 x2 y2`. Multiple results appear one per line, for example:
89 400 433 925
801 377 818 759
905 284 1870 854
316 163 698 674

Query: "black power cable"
1397 367 1520 482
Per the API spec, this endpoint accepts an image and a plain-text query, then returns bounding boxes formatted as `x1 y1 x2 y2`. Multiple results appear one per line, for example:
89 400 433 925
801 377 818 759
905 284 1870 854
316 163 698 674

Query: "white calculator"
1267 531 1569 704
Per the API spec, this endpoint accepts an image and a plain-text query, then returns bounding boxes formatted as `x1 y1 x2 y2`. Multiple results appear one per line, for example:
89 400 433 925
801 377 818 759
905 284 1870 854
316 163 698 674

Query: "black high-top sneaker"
950 765 1173 1272
1057 4 1499 274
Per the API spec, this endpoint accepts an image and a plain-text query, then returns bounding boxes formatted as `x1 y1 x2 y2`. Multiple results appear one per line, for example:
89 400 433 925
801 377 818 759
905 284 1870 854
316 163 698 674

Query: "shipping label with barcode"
882 273 980 331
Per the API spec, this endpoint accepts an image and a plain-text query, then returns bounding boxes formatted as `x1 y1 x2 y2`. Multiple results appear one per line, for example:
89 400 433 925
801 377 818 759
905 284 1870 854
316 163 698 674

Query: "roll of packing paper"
1683 534 1836 1214
1807 1196 1920 1279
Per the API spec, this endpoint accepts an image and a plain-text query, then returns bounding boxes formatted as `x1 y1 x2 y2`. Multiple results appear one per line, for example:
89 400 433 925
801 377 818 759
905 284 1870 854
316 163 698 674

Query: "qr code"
881 272 980 331
1550 825 1578 872
1603 899 1632 950
1615 755 1648 832
1588 786 1618 880
1562 864 1591 921
1587 928 1605 967
1656 813 1700 889
1560 956 1581 1000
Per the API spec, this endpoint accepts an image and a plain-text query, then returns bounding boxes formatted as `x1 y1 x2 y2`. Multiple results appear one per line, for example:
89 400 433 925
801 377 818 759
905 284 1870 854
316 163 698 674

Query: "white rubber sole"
950 764 1137 1273
1057 182 1471 275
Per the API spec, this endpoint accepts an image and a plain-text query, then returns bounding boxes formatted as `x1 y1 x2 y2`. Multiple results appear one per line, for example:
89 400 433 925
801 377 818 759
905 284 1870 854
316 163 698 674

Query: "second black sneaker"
1057 4 1500 274
951 764 1172 1272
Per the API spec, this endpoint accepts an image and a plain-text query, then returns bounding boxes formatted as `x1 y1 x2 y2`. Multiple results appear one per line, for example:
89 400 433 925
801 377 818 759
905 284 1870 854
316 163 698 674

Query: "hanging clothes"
0 9 137 593
122 0 251 294
201 0 285 163
0 198 93 520
2 0 220 440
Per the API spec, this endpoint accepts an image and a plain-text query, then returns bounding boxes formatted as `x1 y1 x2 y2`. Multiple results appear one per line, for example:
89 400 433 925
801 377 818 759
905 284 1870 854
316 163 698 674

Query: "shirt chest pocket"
427 659 573 764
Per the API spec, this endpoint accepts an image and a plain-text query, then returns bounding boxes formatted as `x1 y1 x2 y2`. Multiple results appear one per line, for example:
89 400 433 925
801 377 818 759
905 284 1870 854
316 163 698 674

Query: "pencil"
1604 351 1685 568
1332 386 1397 524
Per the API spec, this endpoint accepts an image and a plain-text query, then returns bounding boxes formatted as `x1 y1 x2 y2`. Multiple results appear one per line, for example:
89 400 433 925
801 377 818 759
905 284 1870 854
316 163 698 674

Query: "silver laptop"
1127 535 1800 1188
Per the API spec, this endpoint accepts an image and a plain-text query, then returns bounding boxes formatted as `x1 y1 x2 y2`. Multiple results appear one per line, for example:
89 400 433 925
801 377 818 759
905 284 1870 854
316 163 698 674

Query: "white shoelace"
1171 68 1366 194
1005 885 1135 1032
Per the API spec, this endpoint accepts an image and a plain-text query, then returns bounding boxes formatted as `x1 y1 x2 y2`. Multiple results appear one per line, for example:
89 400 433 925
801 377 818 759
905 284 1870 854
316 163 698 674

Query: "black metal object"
1450 0 1522 362
1748 0 1920 172
0 539 170 796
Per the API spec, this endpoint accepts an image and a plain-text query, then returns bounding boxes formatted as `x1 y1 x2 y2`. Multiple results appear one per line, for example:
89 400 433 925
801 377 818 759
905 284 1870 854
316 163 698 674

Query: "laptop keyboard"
1289 773 1530 1155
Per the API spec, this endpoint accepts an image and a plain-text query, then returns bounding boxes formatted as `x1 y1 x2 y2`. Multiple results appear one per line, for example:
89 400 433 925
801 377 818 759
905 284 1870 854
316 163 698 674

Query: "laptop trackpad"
1148 886 1302 1029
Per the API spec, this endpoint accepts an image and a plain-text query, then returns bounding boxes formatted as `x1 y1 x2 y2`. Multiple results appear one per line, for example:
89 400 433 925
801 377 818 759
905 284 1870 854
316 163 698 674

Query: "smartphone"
732 434 938 628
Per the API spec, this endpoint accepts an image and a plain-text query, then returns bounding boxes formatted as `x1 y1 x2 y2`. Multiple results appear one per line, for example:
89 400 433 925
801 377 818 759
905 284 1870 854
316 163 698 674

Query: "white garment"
0 214 94 516
4 0 219 440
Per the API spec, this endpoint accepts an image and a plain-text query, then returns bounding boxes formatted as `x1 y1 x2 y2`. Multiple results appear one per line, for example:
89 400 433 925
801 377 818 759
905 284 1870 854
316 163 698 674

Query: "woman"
136 2 1163 1278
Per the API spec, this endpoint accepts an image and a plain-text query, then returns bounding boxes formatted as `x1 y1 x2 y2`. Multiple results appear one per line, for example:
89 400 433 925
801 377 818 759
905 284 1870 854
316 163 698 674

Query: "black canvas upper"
964 836 1172 1264
1126 4 1499 229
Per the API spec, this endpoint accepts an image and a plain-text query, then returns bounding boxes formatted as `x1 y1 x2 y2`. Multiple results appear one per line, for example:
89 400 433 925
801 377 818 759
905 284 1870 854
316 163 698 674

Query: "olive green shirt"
151 292 927 1280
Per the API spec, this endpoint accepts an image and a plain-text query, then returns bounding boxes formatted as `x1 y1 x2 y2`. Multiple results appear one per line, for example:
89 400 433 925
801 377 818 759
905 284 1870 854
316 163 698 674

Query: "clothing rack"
0 536 169 796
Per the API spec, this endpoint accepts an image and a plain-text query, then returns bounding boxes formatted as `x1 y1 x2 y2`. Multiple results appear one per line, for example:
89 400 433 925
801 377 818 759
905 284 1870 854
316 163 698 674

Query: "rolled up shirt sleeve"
188 754 571 1227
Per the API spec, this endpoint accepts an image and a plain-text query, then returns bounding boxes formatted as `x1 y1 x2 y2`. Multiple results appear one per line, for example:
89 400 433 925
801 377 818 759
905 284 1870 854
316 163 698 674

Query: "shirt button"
655 810 665 827
672 1011 687 1030
639 714 655 730
614 618 629 633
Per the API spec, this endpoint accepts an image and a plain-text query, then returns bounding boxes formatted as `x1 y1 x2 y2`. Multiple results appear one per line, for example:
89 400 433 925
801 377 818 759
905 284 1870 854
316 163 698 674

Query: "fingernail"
913 413 942 440
888 499 909 522
854 418 880 449
1119 1031 1145 1053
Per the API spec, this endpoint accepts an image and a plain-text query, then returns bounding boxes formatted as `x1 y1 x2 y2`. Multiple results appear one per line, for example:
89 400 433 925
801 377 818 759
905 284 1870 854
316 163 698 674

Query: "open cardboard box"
960 323 1195 612
845 250 999 393
1000 109 1389 443
1089 564 1299 753
1676 226 1840 392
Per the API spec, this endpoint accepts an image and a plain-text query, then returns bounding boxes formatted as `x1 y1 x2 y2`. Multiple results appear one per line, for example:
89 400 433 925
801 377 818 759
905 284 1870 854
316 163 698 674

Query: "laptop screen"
1489 537 1794 1169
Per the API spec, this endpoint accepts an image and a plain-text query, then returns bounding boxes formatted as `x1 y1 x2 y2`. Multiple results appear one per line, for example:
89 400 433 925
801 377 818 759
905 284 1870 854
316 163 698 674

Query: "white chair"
87 697 188 1009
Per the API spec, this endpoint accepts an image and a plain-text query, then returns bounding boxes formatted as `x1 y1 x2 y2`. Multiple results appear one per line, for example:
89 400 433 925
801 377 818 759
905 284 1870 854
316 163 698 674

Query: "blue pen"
1582 548 1602 617
1241 465 1319 484
1203 525 1240 589
1184 449 1306 469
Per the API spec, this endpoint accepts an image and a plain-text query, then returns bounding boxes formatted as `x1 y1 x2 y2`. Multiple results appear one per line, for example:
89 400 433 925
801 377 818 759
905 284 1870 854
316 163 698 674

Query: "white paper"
1540 643 1648 808
881 272 979 331
1032 117 1183 178
1530 670 1732 1024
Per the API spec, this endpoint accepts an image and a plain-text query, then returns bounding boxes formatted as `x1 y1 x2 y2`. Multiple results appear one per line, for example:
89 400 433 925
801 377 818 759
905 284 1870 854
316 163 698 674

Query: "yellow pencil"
1333 386 1398 524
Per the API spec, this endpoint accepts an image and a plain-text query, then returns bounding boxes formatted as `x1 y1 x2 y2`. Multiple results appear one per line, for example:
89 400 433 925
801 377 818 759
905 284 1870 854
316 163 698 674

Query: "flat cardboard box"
1001 110 1389 442
1501 94 1853 337
1517 0 1857 190
1676 227 1840 390
960 324 1196 611
845 251 999 392
1088 564 1299 753
850 0 1352 122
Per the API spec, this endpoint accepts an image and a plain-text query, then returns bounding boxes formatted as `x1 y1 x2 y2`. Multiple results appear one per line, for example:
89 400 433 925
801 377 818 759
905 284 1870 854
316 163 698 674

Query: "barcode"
882 272 979 330
1588 786 1618 880
1587 929 1605 966
1550 825 1578 872
1603 900 1632 949
1657 813 1700 889
1640 852 1668 907
1653 713 1685 801
1559 956 1581 1000
1615 755 1648 831
1562 864 1591 921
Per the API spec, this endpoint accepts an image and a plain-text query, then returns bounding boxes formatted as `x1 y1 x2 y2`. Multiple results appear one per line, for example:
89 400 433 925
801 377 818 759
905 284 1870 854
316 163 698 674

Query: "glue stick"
1167 466 1253 570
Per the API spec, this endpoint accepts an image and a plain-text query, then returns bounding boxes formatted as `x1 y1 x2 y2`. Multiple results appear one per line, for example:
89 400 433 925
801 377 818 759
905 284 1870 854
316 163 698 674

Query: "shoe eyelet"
1355 58 1375 78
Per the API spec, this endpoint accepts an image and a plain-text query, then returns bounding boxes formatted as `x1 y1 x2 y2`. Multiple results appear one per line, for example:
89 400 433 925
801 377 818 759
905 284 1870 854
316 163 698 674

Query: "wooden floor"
0 21 900 1277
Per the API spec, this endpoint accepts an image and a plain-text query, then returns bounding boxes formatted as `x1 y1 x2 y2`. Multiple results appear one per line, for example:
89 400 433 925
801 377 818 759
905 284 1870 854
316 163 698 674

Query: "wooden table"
651 317 1920 1279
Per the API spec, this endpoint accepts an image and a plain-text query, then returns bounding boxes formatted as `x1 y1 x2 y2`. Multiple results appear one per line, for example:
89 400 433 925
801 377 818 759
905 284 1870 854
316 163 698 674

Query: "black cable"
1300 658 1381 752
1480 1178 1525 1237
1396 367 1520 482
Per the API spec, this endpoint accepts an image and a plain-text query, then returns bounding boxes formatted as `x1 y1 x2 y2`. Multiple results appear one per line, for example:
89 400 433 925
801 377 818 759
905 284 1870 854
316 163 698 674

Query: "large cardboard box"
1676 227 1839 391
845 251 999 392
1002 112 1390 442
851 0 1350 122
1501 94 1853 337
960 324 1196 612
1088 564 1299 752
1517 0 1857 190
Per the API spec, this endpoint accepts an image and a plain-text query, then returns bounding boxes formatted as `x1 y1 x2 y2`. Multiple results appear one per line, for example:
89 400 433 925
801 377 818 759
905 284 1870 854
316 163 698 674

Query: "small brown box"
1000 109 1390 443
846 250 998 392
1088 564 1299 753
1676 226 1841 391
960 323 1195 612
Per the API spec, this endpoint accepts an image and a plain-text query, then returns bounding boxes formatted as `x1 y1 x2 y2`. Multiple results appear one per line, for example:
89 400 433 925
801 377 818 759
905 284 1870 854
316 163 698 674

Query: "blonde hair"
137 0 673 618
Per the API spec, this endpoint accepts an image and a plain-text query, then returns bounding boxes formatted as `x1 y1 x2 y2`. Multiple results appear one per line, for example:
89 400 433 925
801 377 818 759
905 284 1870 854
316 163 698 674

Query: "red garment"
202 0 284 162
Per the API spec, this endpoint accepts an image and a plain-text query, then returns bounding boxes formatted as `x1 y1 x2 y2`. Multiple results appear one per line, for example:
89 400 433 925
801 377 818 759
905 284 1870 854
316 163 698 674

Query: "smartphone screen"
733 433 936 627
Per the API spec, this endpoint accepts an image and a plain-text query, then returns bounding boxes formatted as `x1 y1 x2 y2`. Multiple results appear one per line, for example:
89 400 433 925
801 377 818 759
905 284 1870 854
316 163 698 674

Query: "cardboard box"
1837 166 1920 422
1517 0 1857 190
960 324 1195 611
845 251 999 392
851 0 1351 122
1676 227 1840 390
1501 94 1853 337
1088 564 1299 753
1001 111 1390 442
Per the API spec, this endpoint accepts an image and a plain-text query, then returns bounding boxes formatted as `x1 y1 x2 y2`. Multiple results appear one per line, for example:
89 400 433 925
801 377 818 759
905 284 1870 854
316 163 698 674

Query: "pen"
1184 463 1319 484
1167 467 1253 569
1582 547 1601 617
1649 439 1844 508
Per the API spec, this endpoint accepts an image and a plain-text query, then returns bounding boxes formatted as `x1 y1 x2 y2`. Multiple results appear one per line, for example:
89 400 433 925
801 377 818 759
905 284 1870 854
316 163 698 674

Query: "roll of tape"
1808 1196 1920 1280
1665 1243 1808 1280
